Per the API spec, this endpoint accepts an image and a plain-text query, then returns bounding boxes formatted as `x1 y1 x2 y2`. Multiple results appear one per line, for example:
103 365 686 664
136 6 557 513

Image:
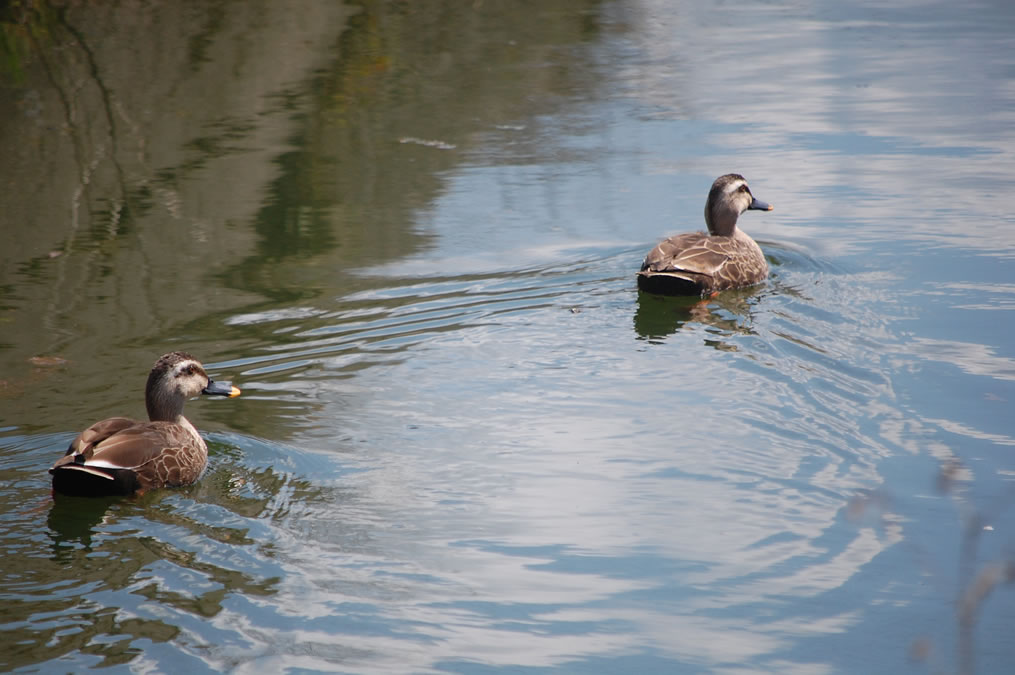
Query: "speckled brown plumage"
637 174 773 296
50 351 240 497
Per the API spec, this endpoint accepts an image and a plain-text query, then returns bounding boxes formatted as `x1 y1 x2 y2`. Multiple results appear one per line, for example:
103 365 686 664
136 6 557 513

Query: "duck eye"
739 185 749 193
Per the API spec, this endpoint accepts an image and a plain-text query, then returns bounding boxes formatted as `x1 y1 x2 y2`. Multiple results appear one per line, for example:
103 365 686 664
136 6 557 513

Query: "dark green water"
2 1 1014 672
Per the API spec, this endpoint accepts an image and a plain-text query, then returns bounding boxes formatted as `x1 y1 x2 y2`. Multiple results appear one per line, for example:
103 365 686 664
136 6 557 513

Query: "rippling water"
3 0 1015 672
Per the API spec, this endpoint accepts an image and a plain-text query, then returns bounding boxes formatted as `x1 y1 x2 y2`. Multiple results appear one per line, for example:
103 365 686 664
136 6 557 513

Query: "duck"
50 351 241 497
637 174 773 296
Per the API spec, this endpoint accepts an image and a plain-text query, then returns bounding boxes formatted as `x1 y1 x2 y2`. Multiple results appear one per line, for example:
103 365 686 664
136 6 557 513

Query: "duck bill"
749 197 773 211
203 380 242 397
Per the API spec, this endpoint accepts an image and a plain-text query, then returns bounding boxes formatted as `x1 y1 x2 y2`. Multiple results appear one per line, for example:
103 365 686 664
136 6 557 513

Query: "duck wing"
52 420 194 474
638 231 768 296
640 232 734 278
61 416 137 458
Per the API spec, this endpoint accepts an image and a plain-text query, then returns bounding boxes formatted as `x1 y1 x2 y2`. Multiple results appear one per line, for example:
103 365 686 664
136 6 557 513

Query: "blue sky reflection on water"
2 0 1015 672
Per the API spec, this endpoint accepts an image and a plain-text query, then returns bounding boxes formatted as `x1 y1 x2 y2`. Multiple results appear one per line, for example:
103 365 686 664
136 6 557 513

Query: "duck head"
145 351 241 422
703 173 773 236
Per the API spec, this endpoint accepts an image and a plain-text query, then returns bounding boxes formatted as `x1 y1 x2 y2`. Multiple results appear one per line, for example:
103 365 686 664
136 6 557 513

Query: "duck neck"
146 400 186 423
705 201 740 237
145 380 186 422
146 393 199 442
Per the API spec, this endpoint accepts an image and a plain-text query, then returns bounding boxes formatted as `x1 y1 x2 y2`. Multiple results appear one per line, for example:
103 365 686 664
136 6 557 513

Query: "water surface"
2 1 1014 672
